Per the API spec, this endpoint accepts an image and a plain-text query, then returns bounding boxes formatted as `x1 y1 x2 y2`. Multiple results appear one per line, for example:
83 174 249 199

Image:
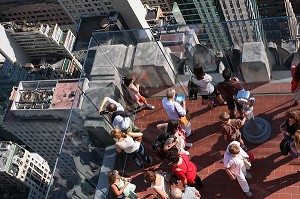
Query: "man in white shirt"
162 88 192 136
99 97 140 133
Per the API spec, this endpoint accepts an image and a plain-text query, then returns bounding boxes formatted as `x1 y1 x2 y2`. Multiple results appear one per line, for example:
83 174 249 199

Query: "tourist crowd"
98 63 300 199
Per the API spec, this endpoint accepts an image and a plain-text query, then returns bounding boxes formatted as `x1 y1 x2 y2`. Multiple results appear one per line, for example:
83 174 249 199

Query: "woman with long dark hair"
192 65 226 108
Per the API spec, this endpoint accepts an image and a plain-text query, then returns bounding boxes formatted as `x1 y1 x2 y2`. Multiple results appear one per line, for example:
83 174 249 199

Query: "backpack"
280 137 291 156
152 133 173 160
111 111 129 122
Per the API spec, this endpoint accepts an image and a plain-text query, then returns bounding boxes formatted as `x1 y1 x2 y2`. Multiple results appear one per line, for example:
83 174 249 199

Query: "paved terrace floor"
121 82 300 199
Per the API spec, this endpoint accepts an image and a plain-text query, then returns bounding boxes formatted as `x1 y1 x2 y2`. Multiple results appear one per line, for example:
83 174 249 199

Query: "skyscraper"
6 23 76 62
57 0 116 24
141 0 173 12
0 0 73 26
257 0 297 45
0 141 51 199
174 0 268 51
219 0 265 48
175 0 231 51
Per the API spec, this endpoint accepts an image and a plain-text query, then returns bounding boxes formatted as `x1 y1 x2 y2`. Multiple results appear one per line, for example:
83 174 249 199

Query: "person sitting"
162 88 192 137
167 151 203 191
170 187 201 199
108 169 138 199
224 141 253 198
192 65 226 108
111 129 152 169
123 75 155 110
144 170 171 199
280 107 300 140
219 112 247 151
290 130 300 158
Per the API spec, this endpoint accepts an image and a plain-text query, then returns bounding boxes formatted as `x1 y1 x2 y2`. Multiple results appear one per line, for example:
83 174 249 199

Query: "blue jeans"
127 144 151 168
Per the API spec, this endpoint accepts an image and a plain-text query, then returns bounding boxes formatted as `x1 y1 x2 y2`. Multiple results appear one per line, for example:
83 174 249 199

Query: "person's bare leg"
216 95 226 104
204 99 214 108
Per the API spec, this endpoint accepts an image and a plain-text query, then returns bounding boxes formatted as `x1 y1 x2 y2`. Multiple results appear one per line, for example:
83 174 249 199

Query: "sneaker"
147 104 155 110
241 145 248 151
137 103 144 109
245 172 252 179
245 191 253 198
185 143 193 147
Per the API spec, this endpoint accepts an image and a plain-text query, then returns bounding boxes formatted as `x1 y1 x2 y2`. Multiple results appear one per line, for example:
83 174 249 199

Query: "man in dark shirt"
217 68 244 118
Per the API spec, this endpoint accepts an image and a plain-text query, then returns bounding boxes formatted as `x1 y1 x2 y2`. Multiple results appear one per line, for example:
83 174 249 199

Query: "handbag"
243 158 252 170
237 154 251 170
188 76 198 100
294 87 300 101
174 105 189 127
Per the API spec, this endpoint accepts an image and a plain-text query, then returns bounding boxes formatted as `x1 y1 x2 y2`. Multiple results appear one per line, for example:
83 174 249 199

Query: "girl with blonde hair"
111 129 152 168
108 170 138 199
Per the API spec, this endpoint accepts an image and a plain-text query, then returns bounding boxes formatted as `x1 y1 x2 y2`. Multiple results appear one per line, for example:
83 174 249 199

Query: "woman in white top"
223 141 253 198
192 65 225 108
111 129 151 168
144 170 171 199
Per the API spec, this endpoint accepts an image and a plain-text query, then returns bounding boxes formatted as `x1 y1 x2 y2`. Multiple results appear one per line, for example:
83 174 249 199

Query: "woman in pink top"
167 151 203 191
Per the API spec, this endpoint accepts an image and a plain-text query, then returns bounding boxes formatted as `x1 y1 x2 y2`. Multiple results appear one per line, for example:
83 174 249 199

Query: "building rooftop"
121 82 300 199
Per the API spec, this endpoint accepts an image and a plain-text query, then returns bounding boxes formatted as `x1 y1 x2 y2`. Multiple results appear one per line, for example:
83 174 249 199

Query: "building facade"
0 141 51 199
219 0 265 48
141 0 173 13
6 23 75 62
0 0 73 26
257 0 298 45
57 0 116 24
175 0 231 51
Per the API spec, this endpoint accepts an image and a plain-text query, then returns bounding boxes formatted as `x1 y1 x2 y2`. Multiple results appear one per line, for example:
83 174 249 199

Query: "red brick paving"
123 82 300 199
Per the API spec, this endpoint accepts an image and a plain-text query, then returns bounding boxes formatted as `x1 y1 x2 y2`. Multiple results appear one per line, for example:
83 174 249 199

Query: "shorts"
201 86 220 100
227 131 241 142
227 99 243 111
132 93 146 103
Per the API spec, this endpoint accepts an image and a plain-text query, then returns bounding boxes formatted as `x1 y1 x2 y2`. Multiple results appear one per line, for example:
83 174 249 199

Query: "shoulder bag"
174 105 189 127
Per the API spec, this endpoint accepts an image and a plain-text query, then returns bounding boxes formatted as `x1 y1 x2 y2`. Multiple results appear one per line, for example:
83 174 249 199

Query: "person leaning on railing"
111 129 152 169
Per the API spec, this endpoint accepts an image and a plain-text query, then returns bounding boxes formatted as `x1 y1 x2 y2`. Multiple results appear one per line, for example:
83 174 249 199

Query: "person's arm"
154 187 168 199
99 97 109 113
175 102 186 116
290 141 298 154
111 181 129 196
129 84 140 93
127 131 143 137
181 179 188 188
156 123 168 132
280 121 288 135
163 137 178 151
240 117 247 126
225 168 236 180
115 144 123 153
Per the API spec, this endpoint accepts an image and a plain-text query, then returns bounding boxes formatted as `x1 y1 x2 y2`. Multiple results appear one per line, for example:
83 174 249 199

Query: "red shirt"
291 66 298 93
172 153 197 184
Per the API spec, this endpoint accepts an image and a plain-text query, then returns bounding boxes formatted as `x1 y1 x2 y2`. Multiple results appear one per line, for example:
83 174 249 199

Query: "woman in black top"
280 107 300 139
